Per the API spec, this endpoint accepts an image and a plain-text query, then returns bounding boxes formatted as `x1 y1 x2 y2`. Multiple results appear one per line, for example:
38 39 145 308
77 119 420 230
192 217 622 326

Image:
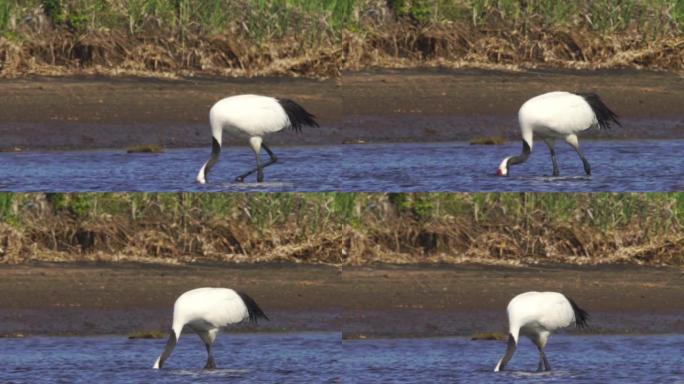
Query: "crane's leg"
541 350 551 371
533 332 551 371
261 143 279 168
544 138 559 176
565 134 591 176
235 139 279 182
533 343 544 371
198 329 219 370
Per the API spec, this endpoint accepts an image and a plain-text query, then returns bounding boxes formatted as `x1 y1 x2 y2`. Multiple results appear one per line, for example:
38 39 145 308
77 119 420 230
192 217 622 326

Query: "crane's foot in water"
204 357 216 370
581 158 592 176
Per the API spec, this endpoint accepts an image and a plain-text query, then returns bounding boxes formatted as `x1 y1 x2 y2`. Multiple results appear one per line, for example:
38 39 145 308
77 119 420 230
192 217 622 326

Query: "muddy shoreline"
0 263 342 337
0 69 682 151
342 264 684 339
1 263 681 338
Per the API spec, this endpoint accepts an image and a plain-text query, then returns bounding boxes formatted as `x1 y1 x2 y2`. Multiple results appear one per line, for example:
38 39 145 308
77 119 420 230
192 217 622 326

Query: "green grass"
1 192 680 232
2 0 356 37
1 0 682 76
2 0 681 37
385 0 684 33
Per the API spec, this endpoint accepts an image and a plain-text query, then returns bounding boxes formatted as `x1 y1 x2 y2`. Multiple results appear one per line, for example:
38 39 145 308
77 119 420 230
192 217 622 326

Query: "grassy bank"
0 1 682 78
0 193 681 265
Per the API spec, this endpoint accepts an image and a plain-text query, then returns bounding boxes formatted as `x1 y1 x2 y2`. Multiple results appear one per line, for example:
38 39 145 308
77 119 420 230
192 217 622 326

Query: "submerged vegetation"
469 135 507 145
0 193 681 265
0 0 682 77
126 144 165 153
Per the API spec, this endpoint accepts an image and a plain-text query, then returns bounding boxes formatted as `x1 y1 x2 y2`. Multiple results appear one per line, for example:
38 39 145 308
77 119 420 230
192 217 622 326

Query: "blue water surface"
1 334 682 383
0 332 340 383
342 335 684 383
0 140 681 191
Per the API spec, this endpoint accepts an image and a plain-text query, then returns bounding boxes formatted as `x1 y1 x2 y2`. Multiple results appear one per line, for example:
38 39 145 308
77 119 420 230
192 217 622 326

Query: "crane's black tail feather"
277 98 320 132
564 295 590 329
578 93 621 130
237 291 270 323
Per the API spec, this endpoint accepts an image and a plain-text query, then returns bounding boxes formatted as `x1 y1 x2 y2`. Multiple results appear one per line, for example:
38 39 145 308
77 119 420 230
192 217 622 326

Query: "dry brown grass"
343 14 684 73
1 1 682 79
0 193 681 266
0 30 341 78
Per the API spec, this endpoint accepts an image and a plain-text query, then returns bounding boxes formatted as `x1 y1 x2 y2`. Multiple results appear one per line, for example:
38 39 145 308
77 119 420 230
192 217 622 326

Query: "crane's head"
196 167 208 184
496 157 511 176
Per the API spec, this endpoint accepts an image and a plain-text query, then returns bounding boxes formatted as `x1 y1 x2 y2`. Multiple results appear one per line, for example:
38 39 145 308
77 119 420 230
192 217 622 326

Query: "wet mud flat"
0 69 682 151
340 69 684 143
341 264 684 339
0 263 681 338
0 263 342 336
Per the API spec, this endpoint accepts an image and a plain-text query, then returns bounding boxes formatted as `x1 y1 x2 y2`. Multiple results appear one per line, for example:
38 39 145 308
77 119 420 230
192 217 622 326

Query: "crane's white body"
494 291 586 372
170 287 250 334
506 291 575 341
153 287 266 370
196 94 318 184
209 95 289 141
517 92 596 145
497 91 619 176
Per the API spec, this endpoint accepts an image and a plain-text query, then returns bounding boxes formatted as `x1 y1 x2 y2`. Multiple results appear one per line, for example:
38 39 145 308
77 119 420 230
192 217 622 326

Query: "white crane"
153 287 269 370
494 291 589 372
196 94 319 184
497 92 620 177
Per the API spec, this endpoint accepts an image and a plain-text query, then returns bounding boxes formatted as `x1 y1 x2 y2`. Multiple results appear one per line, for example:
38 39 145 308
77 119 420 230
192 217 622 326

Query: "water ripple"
0 140 682 191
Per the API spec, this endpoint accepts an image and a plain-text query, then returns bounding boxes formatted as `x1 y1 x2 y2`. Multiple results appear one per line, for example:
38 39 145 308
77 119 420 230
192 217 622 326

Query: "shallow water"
0 332 340 383
2 334 681 383
342 335 684 383
0 140 682 192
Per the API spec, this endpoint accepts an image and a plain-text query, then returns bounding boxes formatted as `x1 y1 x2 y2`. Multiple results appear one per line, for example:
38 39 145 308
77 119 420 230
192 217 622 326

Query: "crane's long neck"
196 136 222 184
153 327 180 369
507 139 531 168
494 328 519 372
